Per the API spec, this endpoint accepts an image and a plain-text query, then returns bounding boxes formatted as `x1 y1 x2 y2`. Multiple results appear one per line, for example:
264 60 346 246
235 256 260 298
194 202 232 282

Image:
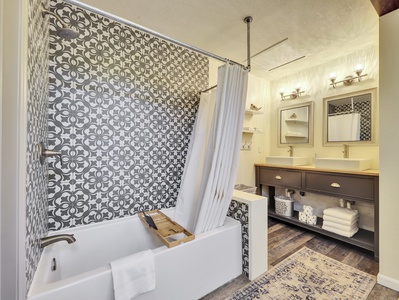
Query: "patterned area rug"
227 247 376 300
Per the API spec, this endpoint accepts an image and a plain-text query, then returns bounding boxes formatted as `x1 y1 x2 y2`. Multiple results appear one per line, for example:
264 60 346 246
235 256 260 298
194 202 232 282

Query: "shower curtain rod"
63 0 246 69
200 16 253 94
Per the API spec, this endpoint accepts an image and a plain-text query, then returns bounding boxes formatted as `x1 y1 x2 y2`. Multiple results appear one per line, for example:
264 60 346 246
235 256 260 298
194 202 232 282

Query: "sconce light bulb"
329 72 337 80
295 83 301 89
279 88 284 94
355 64 363 73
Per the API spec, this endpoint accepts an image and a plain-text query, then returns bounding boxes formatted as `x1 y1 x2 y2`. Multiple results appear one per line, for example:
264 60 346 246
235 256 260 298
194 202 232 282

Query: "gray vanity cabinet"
255 164 379 260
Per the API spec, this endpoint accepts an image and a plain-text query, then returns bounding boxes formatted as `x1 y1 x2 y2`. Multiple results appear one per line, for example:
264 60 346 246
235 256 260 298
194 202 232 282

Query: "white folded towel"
322 224 359 237
323 207 358 221
110 250 156 300
322 220 358 232
323 215 358 226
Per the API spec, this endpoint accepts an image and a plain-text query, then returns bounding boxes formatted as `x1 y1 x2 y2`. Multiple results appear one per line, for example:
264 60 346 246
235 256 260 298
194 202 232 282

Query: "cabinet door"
305 172 374 201
259 168 302 188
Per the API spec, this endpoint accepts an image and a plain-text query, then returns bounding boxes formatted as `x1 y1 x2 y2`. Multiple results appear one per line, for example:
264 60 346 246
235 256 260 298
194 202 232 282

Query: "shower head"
41 3 79 40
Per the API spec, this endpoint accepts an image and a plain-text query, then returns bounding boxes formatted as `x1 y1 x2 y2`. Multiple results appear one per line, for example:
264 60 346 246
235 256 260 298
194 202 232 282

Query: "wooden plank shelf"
139 210 195 248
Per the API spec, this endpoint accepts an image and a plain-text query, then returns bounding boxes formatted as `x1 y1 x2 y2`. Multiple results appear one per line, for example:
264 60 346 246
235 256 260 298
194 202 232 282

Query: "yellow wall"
378 8 399 291
268 44 379 169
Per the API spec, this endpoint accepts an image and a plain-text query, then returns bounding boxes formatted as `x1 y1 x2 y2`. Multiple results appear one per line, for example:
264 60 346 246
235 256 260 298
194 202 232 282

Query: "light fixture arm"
280 86 305 101
329 67 368 88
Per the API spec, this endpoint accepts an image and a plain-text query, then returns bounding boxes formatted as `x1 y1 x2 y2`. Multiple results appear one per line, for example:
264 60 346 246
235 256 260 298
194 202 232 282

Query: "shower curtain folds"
174 63 248 234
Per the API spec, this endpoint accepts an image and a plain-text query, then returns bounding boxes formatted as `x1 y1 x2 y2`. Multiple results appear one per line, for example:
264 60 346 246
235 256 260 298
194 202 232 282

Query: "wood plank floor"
201 218 399 300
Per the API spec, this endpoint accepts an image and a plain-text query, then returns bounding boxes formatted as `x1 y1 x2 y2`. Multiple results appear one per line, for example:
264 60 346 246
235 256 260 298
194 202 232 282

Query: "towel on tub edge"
110 249 155 300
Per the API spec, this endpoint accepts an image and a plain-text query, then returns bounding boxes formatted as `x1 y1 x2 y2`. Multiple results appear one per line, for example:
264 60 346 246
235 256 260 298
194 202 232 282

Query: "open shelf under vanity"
255 164 379 260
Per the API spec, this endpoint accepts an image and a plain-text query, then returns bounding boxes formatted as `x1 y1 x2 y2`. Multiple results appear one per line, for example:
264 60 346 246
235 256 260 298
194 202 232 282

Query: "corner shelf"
245 109 263 115
285 119 308 124
285 134 307 138
243 128 263 134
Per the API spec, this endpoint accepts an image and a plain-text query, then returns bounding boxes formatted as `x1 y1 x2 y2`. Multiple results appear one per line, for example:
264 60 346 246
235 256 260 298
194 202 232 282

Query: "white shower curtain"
328 113 361 141
174 63 248 234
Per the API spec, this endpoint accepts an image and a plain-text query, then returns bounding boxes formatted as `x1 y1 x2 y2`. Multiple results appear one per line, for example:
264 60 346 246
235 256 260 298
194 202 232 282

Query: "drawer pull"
331 183 341 188
275 175 282 180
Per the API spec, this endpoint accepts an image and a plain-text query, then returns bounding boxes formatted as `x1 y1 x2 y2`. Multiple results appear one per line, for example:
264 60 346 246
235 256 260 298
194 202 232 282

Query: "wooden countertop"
254 163 379 177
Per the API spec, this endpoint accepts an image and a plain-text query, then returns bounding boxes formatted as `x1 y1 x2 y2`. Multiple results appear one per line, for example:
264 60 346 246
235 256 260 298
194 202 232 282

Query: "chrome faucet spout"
288 146 293 157
40 234 76 248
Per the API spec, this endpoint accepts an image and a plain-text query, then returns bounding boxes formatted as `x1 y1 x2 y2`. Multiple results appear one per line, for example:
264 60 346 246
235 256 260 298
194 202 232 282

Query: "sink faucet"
40 234 76 248
288 146 293 157
342 144 349 158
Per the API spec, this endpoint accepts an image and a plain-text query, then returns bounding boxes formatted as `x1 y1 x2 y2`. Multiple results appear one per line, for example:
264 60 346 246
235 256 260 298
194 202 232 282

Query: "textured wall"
47 0 208 230
26 0 49 291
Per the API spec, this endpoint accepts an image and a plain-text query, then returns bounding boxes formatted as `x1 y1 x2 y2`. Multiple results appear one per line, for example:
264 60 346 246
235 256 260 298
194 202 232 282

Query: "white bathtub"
27 209 242 300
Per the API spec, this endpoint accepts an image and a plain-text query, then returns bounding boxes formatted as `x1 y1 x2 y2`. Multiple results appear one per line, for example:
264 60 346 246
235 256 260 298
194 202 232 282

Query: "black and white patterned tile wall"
48 0 209 230
26 0 50 291
228 200 249 277
329 101 371 140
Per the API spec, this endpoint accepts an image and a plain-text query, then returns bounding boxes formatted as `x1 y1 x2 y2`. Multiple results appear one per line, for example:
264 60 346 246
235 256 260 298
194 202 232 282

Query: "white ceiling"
73 0 379 80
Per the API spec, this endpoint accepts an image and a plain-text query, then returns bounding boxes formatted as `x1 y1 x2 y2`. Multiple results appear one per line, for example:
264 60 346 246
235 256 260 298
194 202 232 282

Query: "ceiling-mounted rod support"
244 16 253 71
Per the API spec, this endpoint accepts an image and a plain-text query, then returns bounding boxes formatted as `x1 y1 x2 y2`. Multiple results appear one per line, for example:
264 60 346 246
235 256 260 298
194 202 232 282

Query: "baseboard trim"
377 273 399 292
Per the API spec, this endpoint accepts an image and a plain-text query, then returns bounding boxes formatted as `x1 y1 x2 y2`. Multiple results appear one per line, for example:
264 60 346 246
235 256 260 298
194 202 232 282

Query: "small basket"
275 196 294 217
234 184 257 194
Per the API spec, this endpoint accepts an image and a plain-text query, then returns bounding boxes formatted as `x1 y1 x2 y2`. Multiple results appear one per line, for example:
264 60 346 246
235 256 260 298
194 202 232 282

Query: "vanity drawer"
305 172 375 201
259 168 302 188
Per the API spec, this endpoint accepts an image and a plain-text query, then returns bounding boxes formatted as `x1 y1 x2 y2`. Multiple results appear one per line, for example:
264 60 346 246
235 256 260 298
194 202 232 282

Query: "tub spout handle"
40 234 76 248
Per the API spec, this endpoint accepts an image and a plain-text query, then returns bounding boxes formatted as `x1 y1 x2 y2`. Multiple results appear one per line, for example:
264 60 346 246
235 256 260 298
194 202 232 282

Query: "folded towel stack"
299 205 317 226
322 207 359 237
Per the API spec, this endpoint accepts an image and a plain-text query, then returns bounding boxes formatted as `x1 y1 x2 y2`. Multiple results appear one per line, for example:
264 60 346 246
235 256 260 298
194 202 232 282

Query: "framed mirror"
323 88 378 145
278 101 314 146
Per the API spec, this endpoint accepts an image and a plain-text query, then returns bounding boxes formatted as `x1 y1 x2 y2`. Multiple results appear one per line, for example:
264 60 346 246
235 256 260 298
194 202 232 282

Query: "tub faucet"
39 142 63 165
40 234 76 248
288 146 293 157
343 144 349 158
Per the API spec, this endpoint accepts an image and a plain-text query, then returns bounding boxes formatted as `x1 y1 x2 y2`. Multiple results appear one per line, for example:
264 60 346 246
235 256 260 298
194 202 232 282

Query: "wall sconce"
329 64 368 88
280 84 305 100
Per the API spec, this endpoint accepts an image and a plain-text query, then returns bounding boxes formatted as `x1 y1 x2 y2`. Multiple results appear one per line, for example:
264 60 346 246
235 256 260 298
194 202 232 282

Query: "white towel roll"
299 211 307 223
307 215 317 226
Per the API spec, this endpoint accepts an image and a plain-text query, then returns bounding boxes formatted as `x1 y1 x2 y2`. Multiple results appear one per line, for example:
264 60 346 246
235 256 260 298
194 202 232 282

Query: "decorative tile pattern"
26 0 50 291
48 0 209 230
228 200 249 277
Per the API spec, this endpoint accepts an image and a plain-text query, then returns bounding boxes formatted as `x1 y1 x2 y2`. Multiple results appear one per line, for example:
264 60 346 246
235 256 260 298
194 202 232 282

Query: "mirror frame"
322 88 378 146
278 101 314 147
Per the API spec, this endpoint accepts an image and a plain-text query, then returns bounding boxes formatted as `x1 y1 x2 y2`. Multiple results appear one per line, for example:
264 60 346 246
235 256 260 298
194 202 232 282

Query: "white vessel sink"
266 156 308 166
314 158 371 171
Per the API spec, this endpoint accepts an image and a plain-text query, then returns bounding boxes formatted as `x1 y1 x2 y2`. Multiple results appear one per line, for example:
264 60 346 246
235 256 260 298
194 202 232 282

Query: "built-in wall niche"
278 101 314 147
323 88 378 146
